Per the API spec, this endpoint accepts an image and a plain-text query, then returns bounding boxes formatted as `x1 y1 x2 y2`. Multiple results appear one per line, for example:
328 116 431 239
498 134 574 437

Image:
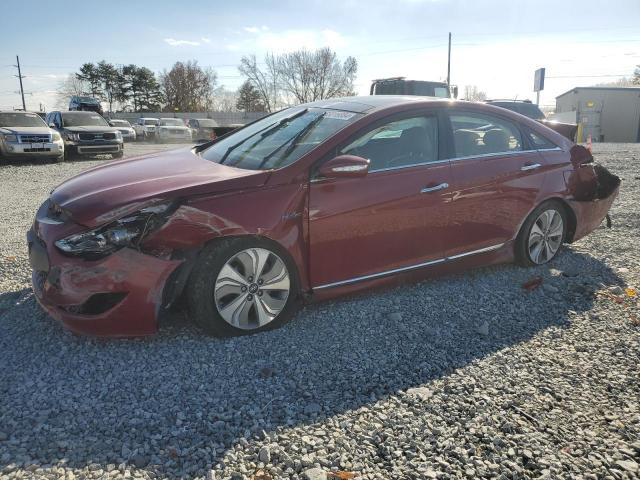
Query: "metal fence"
107 111 268 126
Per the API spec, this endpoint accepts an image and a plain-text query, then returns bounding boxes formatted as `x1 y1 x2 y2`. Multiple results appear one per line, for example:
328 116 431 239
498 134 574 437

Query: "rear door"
444 110 545 257
309 111 451 289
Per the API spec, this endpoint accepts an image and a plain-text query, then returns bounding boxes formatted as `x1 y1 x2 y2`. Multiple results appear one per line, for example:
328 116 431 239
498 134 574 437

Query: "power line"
546 74 629 78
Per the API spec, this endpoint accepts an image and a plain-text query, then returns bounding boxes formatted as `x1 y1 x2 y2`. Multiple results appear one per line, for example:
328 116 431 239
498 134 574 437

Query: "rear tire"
187 237 300 337
516 200 567 266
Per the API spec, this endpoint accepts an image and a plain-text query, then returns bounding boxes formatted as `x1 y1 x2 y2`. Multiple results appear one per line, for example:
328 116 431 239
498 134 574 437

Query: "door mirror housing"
49 122 56 128
318 155 370 179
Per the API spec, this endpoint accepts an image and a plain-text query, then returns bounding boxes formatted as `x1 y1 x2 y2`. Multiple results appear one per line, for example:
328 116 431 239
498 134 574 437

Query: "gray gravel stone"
302 467 326 480
258 446 270 463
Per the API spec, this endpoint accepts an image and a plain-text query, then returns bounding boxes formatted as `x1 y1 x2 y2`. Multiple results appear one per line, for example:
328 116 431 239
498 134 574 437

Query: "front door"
309 113 451 289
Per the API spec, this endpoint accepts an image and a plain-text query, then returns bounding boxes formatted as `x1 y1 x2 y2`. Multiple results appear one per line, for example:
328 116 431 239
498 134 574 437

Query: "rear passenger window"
450 113 522 158
527 130 557 149
341 116 438 171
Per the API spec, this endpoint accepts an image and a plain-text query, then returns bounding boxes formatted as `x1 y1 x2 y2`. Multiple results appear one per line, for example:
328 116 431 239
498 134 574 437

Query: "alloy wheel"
214 248 290 330
528 209 564 264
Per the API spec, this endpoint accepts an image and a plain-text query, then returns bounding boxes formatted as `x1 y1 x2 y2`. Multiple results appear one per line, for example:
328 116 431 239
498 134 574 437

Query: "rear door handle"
420 182 449 193
521 163 542 171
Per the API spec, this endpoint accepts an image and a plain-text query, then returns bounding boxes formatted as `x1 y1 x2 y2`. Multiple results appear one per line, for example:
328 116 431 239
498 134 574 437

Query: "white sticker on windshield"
25 113 37 117
91 116 100 120
324 111 355 120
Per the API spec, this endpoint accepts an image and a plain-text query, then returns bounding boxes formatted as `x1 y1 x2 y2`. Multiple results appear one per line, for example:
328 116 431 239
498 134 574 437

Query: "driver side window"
341 116 438 171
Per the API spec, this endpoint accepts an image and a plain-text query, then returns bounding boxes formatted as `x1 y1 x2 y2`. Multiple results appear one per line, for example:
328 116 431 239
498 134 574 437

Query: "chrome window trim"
367 147 562 174
446 149 531 163
370 158 450 173
314 243 504 290
535 147 562 152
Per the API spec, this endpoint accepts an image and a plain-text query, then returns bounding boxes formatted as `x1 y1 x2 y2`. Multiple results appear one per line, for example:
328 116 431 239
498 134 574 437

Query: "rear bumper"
27 225 180 337
569 184 620 242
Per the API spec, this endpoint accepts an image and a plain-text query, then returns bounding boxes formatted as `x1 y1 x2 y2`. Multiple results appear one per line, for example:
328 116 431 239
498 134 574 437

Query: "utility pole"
446 32 452 89
15 55 26 111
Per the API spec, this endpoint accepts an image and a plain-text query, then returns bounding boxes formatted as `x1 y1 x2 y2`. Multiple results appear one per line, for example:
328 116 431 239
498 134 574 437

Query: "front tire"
516 200 567 266
187 237 300 336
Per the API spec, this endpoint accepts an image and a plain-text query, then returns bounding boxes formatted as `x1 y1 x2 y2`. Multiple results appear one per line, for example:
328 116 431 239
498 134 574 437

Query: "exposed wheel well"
553 198 577 243
161 234 301 312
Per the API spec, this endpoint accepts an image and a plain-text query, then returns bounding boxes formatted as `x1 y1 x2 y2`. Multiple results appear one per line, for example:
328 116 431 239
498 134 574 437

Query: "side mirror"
452 85 459 99
318 155 369 179
49 122 56 128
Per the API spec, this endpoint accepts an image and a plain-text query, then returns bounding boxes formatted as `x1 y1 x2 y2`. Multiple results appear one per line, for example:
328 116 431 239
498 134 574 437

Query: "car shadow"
0 248 624 477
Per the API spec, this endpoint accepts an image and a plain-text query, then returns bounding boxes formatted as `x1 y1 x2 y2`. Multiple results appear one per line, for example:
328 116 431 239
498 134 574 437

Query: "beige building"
555 86 640 143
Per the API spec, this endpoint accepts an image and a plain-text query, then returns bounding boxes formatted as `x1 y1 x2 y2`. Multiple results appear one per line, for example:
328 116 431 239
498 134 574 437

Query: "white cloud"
250 29 348 53
201 37 212 44
164 37 201 47
244 25 269 34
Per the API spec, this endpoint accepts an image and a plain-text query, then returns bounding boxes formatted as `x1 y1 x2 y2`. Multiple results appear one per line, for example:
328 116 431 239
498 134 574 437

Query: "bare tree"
238 54 280 112
211 86 240 112
55 75 90 109
276 48 357 103
160 60 218 112
463 85 487 102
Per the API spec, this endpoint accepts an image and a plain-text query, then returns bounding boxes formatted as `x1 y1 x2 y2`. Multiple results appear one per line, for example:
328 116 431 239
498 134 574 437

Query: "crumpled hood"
50 147 269 227
0 126 53 135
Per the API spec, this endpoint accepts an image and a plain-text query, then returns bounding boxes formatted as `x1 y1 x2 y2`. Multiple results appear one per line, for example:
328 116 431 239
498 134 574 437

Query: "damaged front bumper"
27 216 180 337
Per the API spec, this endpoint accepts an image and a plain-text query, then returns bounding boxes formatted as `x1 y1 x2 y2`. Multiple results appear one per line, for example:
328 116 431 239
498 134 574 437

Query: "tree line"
56 47 358 113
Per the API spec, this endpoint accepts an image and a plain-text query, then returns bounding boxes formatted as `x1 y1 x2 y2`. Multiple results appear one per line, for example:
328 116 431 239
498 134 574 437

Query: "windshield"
0 112 47 128
196 119 217 127
74 96 99 104
159 118 185 126
143 119 159 125
62 112 109 127
110 119 130 126
201 107 362 170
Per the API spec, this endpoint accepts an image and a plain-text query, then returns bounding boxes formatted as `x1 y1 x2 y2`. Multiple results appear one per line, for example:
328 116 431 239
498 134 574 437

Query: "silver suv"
0 111 64 163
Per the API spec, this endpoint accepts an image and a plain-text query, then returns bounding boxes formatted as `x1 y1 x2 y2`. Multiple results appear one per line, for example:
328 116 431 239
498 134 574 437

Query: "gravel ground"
0 143 638 480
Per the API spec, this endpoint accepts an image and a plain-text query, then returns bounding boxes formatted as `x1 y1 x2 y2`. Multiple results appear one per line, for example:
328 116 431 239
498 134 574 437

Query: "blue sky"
1 0 639 111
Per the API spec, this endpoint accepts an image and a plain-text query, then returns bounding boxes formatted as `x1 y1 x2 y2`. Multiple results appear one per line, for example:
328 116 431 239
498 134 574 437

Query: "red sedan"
27 96 620 337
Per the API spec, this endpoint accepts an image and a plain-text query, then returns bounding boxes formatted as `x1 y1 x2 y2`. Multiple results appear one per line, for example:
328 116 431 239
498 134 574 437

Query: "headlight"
0 134 18 142
51 132 62 141
55 201 177 257
65 132 79 141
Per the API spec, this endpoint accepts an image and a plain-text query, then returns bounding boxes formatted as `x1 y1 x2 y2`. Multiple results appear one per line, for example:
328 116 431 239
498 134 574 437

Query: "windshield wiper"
257 111 326 169
218 108 308 165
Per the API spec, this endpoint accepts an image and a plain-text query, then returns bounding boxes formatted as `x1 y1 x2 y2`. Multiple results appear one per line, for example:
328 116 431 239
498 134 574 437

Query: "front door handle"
421 182 449 193
521 163 542 171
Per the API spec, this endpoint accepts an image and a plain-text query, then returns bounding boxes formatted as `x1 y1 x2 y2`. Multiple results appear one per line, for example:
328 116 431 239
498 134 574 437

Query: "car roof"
300 95 451 113
61 111 101 115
